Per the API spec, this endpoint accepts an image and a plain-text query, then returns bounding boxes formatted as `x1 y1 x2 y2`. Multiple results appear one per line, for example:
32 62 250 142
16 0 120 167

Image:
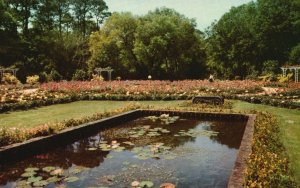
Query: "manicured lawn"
0 100 184 128
232 100 300 184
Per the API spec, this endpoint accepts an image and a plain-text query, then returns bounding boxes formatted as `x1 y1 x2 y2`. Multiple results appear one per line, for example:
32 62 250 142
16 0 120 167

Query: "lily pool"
0 114 246 188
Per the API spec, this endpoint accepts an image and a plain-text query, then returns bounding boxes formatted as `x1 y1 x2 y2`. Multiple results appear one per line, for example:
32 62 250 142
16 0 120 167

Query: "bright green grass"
0 100 184 128
232 100 300 184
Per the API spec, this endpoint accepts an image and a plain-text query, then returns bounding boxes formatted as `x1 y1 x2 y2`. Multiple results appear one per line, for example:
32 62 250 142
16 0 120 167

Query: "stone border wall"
228 114 256 188
0 110 141 163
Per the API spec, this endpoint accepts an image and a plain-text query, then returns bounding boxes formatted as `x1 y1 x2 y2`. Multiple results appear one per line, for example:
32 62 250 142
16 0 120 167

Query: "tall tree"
255 0 298 63
54 0 71 35
134 8 207 79
72 0 109 36
206 0 300 79
206 3 257 79
0 0 20 67
8 0 38 37
89 9 207 79
89 12 138 78
33 0 56 32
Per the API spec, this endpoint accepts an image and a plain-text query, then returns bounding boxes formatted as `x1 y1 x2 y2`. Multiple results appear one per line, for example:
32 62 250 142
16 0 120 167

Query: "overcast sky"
105 0 253 30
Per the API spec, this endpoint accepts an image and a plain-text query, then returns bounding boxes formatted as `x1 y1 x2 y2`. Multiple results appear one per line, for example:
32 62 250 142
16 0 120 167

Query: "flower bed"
245 112 296 187
1 80 300 113
0 103 142 147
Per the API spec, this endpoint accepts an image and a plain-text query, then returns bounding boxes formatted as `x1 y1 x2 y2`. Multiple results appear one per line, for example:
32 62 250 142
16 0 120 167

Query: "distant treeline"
0 0 299 81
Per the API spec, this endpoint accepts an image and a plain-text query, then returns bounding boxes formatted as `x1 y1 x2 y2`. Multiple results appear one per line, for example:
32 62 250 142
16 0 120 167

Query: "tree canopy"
89 8 207 80
0 0 299 81
206 0 300 79
1 0 110 81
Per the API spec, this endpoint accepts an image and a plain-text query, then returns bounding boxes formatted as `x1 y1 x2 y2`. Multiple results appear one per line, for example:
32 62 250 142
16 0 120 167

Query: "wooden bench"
192 96 224 105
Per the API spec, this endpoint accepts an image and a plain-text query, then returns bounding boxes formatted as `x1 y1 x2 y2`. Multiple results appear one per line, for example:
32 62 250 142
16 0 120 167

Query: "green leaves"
64 176 79 183
89 8 207 79
140 180 154 188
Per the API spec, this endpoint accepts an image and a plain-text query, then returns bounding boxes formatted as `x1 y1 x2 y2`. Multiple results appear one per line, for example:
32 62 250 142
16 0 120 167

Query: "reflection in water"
0 116 246 188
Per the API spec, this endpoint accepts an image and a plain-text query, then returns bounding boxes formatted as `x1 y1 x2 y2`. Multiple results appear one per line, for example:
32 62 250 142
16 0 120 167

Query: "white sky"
105 0 253 30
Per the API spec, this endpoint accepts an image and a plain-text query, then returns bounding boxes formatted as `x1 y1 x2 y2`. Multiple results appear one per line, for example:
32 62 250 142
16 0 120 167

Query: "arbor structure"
281 65 300 82
95 67 114 81
0 68 18 79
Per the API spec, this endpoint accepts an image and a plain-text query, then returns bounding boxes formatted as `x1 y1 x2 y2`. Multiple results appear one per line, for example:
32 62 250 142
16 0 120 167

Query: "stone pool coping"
228 114 256 188
0 109 255 188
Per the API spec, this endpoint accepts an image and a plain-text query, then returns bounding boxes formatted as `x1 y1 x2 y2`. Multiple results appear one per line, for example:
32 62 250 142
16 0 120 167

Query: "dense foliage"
0 0 110 82
206 0 300 79
1 0 299 81
88 9 207 79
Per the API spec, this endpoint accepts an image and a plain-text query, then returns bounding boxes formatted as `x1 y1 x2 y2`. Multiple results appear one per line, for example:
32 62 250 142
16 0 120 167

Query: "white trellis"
94 67 114 81
0 68 18 79
280 65 300 82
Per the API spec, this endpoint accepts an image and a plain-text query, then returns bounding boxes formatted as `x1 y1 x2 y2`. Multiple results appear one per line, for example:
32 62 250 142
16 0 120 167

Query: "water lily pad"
115 146 125 152
164 155 176 160
161 146 171 150
131 180 140 187
88 147 98 151
21 172 36 178
64 176 79 183
33 180 48 187
161 129 170 133
123 141 135 146
106 154 114 159
99 143 109 148
136 155 149 160
130 135 140 138
25 167 39 172
27 176 42 183
140 181 154 188
16 180 31 188
132 147 143 153
50 168 64 176
99 141 108 144
69 168 82 174
160 183 176 188
16 184 31 188
130 164 138 168
42 166 56 173
101 148 111 151
55 184 67 188
46 176 62 183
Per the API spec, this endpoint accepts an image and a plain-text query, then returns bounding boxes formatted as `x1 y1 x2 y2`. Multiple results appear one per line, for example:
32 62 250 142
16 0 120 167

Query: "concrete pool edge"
228 114 256 188
0 110 141 162
0 109 255 188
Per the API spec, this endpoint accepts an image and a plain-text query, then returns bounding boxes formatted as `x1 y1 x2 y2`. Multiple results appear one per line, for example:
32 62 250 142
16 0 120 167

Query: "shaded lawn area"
232 100 300 184
0 100 184 128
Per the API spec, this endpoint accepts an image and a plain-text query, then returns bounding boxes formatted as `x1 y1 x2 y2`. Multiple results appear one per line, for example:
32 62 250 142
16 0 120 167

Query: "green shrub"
1 73 21 85
48 70 62 82
72 69 89 81
26 75 40 85
91 74 104 81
